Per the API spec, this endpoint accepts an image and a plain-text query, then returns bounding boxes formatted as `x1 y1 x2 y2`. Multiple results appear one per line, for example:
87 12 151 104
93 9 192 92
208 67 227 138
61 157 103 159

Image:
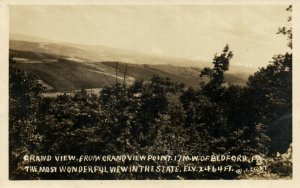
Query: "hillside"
9 39 249 93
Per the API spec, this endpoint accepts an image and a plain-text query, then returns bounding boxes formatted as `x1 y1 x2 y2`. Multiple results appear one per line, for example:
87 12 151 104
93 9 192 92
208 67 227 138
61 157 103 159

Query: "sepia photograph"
4 1 295 182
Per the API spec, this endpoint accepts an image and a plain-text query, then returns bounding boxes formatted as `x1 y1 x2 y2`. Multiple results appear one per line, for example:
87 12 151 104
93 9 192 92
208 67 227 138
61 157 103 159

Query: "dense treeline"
9 6 292 180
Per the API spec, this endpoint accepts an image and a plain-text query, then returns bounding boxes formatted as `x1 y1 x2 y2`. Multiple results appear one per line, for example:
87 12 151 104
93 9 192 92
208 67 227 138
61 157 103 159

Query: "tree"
200 44 233 102
9 64 44 179
245 5 292 154
277 5 292 49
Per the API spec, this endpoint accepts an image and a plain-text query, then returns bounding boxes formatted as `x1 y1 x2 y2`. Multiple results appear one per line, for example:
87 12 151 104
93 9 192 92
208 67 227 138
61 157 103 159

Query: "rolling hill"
9 37 251 94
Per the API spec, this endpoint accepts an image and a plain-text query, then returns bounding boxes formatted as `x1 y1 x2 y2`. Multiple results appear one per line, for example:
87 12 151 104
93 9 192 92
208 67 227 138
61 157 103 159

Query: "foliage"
9 64 44 179
9 6 292 180
277 5 292 49
200 44 233 102
239 144 292 179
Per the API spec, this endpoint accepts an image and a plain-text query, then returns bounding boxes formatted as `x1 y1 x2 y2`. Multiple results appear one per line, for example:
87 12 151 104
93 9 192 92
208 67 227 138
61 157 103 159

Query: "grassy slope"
16 59 115 92
102 62 208 87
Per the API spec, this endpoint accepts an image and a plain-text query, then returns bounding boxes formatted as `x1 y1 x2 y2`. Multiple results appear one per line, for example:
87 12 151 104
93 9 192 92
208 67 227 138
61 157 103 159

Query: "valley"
10 38 251 96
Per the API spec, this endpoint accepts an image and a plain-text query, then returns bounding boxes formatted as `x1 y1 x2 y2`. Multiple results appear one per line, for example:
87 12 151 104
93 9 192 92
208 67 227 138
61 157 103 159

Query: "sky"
9 5 291 68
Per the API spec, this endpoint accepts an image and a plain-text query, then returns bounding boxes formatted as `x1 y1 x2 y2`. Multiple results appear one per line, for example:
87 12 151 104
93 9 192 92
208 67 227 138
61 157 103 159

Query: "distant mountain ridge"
10 33 210 67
